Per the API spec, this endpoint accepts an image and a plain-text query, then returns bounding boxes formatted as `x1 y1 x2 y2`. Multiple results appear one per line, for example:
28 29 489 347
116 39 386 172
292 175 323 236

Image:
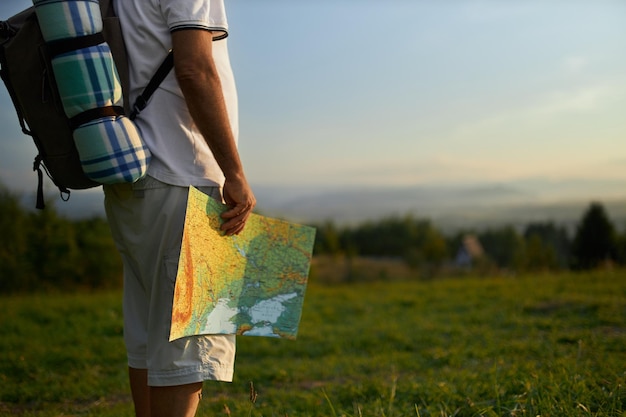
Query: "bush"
0 184 122 293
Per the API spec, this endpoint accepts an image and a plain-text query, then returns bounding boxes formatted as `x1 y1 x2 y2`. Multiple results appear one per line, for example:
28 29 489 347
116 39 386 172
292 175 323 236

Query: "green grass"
1 268 625 416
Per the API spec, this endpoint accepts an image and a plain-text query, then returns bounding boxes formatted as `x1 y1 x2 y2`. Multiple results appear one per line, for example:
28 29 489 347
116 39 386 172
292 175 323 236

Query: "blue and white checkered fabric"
74 117 151 184
52 44 123 118
33 0 150 184
33 0 102 41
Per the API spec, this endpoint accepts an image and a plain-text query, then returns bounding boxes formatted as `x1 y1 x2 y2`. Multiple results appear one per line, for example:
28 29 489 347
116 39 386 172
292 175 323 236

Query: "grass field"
1 267 625 416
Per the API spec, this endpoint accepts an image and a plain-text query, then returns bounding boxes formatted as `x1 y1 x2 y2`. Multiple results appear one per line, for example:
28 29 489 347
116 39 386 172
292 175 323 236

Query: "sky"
1 1 625 206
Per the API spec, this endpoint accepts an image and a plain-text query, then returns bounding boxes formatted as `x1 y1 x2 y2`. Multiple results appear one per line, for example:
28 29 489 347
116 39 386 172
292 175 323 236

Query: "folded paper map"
170 186 316 341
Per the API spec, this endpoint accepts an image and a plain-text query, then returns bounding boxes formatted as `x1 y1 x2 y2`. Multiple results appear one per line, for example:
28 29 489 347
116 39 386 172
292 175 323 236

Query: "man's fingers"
221 203 250 219
221 215 248 235
219 179 256 235
220 203 253 235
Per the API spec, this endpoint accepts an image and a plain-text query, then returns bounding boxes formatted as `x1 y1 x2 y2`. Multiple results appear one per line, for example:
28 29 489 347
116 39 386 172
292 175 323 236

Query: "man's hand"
220 175 256 236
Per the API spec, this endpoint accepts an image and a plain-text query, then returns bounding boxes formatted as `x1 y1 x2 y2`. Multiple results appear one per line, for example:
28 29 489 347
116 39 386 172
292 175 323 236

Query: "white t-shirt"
113 0 238 187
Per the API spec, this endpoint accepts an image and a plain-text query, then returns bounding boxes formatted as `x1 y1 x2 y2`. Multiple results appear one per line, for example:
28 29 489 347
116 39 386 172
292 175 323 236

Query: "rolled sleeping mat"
32 0 150 184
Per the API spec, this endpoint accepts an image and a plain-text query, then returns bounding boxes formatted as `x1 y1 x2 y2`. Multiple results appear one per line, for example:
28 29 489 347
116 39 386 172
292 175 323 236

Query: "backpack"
0 0 172 208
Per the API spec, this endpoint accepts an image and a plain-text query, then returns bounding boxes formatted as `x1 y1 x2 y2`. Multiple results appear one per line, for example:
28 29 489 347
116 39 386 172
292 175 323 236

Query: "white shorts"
104 176 236 387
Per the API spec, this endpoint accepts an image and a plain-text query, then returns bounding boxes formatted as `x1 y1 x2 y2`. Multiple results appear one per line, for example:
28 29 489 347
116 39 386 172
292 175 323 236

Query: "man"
104 1 255 416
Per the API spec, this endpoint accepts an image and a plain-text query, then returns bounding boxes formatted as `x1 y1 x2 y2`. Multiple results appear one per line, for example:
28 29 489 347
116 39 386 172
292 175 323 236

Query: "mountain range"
26 177 626 233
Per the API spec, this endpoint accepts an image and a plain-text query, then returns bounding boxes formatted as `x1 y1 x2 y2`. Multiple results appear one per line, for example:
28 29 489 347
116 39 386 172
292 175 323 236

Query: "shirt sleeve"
159 0 228 39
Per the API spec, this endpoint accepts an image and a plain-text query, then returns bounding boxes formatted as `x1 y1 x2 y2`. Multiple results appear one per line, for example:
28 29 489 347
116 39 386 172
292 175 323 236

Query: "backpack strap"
99 0 114 17
129 51 174 120
34 155 70 208
46 32 105 58
69 106 125 129
97 0 174 120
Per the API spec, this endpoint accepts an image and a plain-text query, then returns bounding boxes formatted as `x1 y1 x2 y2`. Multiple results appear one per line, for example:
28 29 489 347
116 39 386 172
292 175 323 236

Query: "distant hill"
252 179 626 233
23 178 626 234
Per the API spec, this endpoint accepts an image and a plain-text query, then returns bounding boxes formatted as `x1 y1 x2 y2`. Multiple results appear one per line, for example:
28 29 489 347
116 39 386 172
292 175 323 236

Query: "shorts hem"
148 364 235 387
128 355 147 370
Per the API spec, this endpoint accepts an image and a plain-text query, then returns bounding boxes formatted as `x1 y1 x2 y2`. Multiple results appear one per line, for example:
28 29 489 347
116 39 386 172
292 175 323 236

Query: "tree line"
0 186 121 293
1 180 624 293
314 202 626 274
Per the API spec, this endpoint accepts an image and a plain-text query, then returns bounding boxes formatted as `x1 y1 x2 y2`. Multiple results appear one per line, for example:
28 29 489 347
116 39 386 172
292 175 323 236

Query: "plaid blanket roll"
74 117 151 184
33 0 102 41
52 44 122 118
33 0 150 184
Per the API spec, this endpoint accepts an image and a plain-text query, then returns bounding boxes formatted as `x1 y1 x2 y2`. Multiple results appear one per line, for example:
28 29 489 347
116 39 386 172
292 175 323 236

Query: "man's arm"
171 29 255 235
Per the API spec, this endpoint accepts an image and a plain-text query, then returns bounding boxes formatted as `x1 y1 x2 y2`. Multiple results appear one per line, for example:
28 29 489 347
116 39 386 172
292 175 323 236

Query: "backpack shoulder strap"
98 0 174 118
99 0 114 18
129 51 174 120
99 0 133 113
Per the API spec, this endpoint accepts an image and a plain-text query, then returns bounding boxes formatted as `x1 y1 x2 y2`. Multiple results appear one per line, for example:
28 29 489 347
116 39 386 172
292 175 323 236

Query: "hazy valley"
30 177 626 234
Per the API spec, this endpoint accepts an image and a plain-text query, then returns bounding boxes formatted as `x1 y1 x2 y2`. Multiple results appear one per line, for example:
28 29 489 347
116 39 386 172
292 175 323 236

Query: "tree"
478 226 526 271
26 204 81 289
524 234 558 271
73 217 122 289
571 202 617 269
523 222 570 269
615 231 626 266
313 221 342 256
339 215 448 268
0 186 32 292
403 224 448 272
0 182 123 293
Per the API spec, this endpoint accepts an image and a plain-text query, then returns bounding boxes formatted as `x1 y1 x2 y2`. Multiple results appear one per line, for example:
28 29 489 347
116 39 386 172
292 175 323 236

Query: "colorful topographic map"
170 186 316 341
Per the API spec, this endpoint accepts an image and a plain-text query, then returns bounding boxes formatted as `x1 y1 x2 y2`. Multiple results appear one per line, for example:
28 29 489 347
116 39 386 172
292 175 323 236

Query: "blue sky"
1 1 625 202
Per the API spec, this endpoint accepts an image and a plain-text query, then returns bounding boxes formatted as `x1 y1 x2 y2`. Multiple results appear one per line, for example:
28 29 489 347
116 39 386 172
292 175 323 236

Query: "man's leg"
106 180 233 417
151 382 203 417
129 367 150 417
129 367 202 417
